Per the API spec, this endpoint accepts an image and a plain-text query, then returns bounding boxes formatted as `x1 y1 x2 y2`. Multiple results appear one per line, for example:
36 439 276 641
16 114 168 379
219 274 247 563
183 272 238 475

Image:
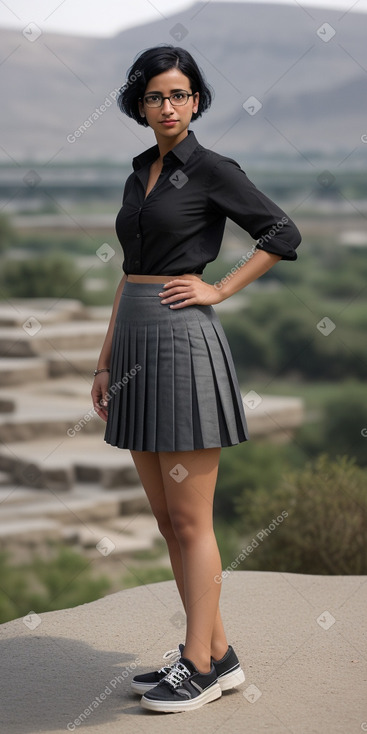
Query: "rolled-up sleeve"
207 158 302 260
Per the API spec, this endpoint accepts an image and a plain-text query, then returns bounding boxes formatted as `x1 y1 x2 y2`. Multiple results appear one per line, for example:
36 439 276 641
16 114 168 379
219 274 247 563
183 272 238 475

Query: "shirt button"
136 233 140 238
134 260 140 266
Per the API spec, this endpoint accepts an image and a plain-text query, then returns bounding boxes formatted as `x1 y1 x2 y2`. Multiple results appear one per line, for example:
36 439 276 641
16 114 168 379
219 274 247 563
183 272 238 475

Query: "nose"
161 98 175 113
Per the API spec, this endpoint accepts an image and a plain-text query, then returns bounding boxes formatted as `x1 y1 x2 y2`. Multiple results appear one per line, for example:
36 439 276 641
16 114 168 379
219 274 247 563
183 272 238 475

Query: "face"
138 68 199 143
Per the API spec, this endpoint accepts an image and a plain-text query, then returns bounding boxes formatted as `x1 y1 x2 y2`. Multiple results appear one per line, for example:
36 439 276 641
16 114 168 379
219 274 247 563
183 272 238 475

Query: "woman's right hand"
91 372 111 423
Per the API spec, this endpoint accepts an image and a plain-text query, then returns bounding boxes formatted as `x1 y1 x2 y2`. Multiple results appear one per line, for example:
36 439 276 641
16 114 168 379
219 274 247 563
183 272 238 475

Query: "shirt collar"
132 129 199 170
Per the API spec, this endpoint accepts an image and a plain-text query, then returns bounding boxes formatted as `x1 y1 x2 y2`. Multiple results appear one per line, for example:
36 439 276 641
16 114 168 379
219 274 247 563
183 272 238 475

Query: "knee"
169 512 198 547
156 513 176 542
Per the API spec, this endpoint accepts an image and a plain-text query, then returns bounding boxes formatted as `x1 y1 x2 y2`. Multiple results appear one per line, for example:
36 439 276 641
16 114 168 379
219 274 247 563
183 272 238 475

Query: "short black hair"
117 44 213 127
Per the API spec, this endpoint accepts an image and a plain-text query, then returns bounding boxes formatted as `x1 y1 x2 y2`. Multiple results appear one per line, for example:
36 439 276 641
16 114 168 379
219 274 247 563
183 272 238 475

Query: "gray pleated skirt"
103 281 249 452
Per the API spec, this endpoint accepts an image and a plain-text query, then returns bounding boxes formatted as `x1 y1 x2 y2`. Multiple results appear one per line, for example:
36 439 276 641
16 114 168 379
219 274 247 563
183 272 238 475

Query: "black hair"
117 44 213 127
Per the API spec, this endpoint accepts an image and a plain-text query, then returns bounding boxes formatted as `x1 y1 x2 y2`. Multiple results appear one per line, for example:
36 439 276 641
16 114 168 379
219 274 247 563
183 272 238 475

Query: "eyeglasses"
141 91 194 108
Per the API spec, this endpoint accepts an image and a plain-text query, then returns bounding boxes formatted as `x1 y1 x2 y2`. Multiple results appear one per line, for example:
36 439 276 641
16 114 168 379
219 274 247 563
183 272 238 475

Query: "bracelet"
93 368 110 376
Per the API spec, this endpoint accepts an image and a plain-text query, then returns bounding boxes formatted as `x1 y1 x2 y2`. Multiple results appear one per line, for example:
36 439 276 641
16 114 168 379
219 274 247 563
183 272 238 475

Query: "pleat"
170 318 195 450
200 317 248 445
120 321 131 446
186 318 221 447
211 318 249 441
105 321 123 444
134 324 147 451
144 323 159 449
156 320 175 449
127 320 137 448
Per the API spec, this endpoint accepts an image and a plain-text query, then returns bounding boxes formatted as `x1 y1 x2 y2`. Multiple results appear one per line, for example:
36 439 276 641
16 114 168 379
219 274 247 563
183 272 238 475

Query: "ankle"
210 642 229 661
182 647 211 674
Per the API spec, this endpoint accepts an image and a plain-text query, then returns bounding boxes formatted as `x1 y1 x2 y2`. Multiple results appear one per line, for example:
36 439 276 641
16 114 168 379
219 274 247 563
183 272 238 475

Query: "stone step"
0 357 49 386
0 397 15 414
47 348 101 377
86 306 113 322
69 522 154 554
0 517 63 543
0 470 11 485
244 395 304 439
0 320 108 357
0 482 155 557
0 485 149 523
0 298 89 326
0 382 101 442
108 514 162 549
0 435 139 491
0 413 101 443
0 485 53 504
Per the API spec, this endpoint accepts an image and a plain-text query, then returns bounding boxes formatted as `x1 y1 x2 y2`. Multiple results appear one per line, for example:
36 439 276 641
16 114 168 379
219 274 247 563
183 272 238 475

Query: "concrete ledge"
0 571 365 733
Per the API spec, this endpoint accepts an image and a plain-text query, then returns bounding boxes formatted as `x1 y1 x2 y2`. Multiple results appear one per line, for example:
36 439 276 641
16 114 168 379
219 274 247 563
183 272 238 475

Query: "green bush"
0 213 17 254
293 381 367 467
234 454 367 574
214 441 305 525
222 288 367 381
121 566 174 589
0 546 111 624
0 254 87 300
321 383 367 467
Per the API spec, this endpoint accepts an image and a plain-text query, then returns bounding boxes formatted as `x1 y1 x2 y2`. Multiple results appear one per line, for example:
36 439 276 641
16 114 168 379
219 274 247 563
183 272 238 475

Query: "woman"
91 44 301 713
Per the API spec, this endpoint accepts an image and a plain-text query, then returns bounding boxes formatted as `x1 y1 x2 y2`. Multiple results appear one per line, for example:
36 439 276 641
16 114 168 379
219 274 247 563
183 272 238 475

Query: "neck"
155 129 189 163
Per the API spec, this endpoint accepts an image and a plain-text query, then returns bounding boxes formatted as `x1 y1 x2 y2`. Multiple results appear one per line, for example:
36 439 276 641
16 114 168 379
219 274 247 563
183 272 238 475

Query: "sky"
0 0 366 37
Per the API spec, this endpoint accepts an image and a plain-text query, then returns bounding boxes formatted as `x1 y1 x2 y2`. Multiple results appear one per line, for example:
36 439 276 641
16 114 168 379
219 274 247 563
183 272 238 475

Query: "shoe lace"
157 647 181 675
161 661 191 689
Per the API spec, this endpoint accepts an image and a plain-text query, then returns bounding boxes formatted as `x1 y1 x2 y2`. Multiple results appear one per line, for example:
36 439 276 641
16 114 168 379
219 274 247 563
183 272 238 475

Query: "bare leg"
129 450 186 608
130 449 228 662
158 447 226 673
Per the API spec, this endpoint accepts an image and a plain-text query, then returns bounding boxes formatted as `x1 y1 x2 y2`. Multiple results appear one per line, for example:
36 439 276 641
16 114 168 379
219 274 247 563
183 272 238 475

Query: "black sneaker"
140 656 222 712
130 644 184 694
211 644 245 691
131 643 245 694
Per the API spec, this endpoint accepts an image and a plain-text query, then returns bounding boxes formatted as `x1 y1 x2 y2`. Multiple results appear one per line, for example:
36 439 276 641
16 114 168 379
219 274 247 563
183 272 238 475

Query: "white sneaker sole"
140 681 222 712
218 667 245 691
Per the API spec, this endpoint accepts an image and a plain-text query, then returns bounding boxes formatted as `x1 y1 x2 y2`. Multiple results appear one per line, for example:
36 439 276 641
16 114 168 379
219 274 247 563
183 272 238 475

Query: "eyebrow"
144 88 189 94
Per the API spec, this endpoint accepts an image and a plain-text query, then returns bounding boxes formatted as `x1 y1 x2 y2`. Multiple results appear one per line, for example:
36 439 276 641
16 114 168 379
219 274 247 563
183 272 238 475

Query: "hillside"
0 2 366 162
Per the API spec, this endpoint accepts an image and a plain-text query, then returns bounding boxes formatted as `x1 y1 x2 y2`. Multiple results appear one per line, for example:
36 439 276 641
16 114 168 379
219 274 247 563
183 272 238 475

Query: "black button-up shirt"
115 129 301 275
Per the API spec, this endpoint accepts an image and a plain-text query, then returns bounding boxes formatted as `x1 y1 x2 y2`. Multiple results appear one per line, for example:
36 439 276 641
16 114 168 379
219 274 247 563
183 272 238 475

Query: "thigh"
158 448 221 529
130 450 169 521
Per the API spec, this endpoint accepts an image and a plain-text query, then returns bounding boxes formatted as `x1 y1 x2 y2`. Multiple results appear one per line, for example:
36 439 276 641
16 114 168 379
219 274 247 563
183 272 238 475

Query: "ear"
138 99 145 117
192 92 200 114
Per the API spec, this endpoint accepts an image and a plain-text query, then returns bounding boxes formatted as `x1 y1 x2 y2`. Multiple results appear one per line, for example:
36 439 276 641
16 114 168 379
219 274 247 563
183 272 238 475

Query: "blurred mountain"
0 1 366 163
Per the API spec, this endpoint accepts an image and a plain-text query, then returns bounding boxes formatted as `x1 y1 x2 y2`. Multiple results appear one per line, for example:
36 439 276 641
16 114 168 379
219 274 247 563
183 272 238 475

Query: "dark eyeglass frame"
140 91 194 108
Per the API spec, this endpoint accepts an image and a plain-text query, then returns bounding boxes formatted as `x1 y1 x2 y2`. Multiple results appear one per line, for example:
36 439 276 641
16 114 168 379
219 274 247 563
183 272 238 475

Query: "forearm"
218 249 282 300
97 273 127 369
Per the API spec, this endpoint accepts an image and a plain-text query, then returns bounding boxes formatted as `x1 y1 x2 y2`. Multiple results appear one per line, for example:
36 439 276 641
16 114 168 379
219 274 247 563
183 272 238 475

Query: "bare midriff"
126 273 203 283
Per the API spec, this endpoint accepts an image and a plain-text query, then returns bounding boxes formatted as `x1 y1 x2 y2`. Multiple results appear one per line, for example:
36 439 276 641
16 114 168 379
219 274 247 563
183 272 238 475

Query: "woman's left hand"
158 279 224 308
